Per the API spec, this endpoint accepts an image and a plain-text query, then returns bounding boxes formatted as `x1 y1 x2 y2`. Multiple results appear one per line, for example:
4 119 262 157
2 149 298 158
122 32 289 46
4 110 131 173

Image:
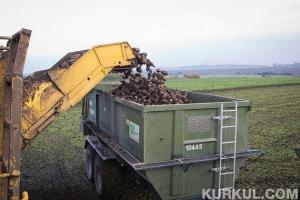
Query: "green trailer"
81 88 261 200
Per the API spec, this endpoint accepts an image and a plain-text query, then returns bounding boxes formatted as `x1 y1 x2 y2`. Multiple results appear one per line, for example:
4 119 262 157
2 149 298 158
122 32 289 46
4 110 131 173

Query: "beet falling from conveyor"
112 48 191 105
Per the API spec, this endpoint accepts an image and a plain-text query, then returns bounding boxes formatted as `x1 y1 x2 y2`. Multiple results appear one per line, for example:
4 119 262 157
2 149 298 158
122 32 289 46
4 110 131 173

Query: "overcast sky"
2 0 300 73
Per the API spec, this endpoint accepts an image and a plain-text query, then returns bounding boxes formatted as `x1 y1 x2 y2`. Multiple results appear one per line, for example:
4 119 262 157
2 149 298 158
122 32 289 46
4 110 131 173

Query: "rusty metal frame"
0 40 7 200
1 29 31 200
0 33 10 200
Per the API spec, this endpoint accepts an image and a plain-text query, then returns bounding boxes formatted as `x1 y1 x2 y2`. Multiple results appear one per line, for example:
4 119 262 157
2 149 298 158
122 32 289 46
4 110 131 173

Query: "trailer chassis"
82 119 263 199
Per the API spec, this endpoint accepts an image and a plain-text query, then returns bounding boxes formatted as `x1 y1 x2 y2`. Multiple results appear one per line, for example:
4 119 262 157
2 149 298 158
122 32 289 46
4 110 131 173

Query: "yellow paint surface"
21 42 135 148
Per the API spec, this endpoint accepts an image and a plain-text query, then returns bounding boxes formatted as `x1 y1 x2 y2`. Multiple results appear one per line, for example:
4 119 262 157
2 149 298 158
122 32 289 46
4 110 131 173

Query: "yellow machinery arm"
0 28 265 200
1 29 136 200
21 42 135 148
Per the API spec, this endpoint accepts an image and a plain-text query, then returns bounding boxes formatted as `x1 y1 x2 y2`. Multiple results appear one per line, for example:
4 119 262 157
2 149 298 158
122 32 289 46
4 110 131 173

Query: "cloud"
2 0 300 72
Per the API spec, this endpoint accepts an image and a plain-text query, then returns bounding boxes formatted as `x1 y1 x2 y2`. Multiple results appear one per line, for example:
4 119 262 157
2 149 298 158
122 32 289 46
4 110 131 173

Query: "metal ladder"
218 101 238 197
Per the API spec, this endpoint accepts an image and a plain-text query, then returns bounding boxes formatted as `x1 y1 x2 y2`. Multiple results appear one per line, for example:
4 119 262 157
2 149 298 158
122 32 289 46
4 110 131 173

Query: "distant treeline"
166 64 300 76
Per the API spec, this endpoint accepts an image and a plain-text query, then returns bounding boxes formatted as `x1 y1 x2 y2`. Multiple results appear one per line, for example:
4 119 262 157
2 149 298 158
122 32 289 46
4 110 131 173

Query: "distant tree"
184 74 200 78
257 72 277 76
281 72 293 76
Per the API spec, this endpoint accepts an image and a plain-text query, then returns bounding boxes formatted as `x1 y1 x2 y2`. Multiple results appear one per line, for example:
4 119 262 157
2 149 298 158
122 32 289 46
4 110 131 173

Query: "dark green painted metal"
87 89 251 200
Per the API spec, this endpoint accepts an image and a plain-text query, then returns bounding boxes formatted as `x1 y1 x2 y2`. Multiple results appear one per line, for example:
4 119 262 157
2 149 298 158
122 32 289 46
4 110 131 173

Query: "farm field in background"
21 78 300 200
166 75 300 91
210 85 300 192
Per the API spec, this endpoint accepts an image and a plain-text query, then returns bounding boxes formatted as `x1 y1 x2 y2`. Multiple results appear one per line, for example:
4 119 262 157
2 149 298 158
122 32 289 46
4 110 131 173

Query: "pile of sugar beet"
112 48 191 105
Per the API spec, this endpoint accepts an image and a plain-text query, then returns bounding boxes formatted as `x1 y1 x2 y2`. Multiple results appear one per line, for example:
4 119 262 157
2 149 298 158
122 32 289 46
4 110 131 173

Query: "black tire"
84 144 95 181
94 155 104 197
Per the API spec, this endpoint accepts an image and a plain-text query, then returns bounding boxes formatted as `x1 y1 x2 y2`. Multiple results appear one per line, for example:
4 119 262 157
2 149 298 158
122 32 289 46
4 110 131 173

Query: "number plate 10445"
185 144 203 151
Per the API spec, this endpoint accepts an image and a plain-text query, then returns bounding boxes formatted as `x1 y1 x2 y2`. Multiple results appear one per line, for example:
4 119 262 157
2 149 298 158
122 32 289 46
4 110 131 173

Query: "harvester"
0 29 261 200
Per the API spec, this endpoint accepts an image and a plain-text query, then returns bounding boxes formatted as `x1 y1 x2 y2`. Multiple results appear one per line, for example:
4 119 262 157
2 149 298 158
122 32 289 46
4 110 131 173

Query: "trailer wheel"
94 155 104 196
84 144 95 181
